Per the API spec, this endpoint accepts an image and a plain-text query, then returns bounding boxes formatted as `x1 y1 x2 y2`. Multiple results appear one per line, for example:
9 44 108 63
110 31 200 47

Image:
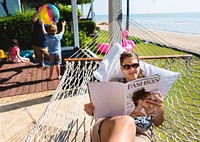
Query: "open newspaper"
88 74 160 118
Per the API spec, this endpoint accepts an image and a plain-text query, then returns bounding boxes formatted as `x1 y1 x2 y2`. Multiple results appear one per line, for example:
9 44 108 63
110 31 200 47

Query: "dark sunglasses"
122 63 139 70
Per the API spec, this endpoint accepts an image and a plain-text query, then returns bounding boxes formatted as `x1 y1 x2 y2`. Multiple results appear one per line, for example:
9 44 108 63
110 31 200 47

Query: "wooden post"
91 0 95 21
108 0 122 47
17 0 21 12
71 0 80 48
126 0 129 31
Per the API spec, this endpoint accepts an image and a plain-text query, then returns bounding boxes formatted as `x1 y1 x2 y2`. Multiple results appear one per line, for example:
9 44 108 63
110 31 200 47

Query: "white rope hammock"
25 16 200 142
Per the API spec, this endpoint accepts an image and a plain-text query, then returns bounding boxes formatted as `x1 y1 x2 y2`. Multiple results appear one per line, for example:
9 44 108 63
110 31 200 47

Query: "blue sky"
1 0 200 17
82 0 200 15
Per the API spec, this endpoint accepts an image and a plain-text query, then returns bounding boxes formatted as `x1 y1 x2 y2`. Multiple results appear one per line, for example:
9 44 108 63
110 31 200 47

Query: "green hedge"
0 12 33 51
79 20 96 36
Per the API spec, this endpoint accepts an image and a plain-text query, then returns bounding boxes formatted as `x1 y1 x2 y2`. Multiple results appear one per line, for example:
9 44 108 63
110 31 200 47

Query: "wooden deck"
0 61 64 98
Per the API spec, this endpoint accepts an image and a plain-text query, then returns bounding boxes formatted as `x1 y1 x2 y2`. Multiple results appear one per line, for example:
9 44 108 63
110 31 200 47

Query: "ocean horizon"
93 12 200 35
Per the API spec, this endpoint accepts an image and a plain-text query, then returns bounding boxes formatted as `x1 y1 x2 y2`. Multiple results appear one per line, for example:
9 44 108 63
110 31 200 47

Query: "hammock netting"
25 17 200 142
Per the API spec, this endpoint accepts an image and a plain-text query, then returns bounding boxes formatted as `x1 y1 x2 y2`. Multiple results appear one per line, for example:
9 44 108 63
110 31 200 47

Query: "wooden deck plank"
29 65 37 94
22 63 35 94
47 69 60 90
35 67 42 92
9 63 26 96
15 63 26 96
5 72 17 97
0 63 7 97
41 68 48 91
0 62 61 98
0 63 11 97
20 64 30 95
1 63 20 97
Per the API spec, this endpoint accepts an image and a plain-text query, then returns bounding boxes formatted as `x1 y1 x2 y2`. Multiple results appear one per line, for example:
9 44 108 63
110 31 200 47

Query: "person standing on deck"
41 21 66 80
32 7 49 68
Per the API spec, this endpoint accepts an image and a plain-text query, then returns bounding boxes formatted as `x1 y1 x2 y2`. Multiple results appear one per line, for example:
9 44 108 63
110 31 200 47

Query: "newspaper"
88 74 160 118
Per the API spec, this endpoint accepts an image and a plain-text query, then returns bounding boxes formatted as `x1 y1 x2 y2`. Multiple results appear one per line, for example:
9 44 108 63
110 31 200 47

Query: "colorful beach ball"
39 4 60 25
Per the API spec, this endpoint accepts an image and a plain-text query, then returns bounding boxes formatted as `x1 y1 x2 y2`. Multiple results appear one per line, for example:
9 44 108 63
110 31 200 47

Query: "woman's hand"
130 91 164 122
146 91 164 114
84 102 95 116
41 21 47 34
146 91 165 126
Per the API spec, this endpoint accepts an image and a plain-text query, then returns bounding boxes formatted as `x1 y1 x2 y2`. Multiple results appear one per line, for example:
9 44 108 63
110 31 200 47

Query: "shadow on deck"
0 61 64 98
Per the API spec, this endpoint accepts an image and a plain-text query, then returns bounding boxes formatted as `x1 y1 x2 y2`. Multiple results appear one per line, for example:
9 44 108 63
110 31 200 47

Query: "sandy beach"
147 30 200 54
97 22 200 54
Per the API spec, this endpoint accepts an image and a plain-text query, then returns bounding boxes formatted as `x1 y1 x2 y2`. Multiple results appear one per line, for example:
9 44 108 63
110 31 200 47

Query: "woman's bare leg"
100 116 136 142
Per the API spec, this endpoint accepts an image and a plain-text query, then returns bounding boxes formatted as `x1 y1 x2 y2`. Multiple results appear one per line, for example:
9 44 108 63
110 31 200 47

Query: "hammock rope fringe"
25 17 200 142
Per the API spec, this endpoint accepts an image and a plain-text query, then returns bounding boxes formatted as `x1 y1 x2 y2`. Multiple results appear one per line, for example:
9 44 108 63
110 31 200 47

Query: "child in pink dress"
8 39 30 63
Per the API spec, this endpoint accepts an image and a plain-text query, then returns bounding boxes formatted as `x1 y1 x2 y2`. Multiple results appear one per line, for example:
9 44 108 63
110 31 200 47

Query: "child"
8 39 30 63
41 21 66 80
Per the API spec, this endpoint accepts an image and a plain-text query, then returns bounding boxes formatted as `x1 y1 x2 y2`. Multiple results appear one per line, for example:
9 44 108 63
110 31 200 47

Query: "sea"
94 12 200 35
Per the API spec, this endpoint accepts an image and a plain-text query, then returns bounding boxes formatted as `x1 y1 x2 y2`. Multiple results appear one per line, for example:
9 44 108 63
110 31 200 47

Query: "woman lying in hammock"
84 51 164 142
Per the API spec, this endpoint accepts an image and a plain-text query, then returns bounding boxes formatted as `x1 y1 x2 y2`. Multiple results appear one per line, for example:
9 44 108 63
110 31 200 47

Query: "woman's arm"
32 10 39 22
146 91 165 126
41 22 47 34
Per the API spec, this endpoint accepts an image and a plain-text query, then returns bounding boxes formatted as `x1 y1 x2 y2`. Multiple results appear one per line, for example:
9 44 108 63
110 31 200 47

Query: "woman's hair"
132 87 150 106
48 23 58 35
120 51 144 78
120 51 139 66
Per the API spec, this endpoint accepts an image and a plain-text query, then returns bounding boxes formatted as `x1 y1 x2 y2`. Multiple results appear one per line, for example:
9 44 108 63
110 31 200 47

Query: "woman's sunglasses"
122 63 139 70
